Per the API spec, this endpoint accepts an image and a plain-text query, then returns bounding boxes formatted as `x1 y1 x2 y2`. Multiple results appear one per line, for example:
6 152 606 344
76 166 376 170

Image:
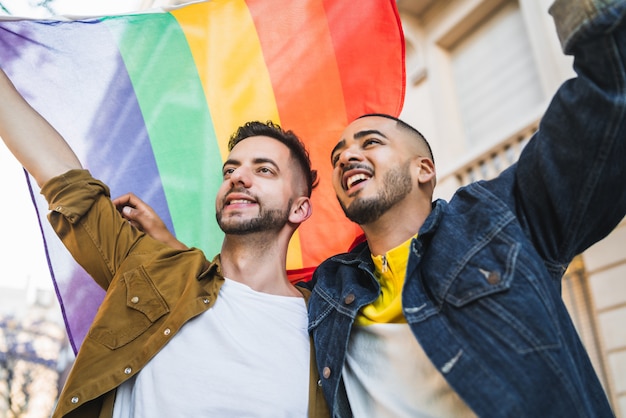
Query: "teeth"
347 174 368 189
229 199 252 205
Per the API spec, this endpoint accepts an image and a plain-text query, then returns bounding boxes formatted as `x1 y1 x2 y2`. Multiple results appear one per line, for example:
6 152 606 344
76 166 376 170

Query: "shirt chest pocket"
88 267 170 350
442 237 561 354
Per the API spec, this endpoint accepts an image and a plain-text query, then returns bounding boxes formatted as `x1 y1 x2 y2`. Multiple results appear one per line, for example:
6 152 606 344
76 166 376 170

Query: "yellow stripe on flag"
172 1 280 160
172 1 304 269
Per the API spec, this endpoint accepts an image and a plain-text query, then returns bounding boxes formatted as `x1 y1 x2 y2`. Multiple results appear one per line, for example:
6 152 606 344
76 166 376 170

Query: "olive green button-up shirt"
42 169 328 418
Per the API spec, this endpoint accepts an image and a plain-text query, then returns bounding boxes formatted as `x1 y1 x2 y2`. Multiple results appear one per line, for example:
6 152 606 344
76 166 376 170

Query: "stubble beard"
217 199 292 235
339 160 413 225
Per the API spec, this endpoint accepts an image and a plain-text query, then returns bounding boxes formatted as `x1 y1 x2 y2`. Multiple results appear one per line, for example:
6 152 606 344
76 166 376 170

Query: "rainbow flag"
0 0 404 352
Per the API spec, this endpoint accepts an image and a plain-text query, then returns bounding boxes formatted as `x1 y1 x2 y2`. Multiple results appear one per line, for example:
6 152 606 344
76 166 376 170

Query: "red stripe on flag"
323 0 406 120
247 0 404 269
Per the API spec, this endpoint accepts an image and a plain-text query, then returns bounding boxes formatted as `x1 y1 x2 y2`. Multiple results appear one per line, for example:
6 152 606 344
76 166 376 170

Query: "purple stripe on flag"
1 19 171 352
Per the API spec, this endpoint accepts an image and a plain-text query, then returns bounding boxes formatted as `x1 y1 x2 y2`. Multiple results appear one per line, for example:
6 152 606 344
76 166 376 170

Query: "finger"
128 219 144 232
122 205 156 227
113 196 133 213
118 205 136 222
112 192 142 210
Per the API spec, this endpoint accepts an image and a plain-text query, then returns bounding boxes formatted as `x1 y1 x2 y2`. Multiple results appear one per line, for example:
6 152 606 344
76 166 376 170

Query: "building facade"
0 287 69 418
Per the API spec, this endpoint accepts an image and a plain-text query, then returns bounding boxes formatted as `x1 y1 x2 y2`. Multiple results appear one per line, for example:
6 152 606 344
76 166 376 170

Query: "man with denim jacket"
308 1 626 417
0 70 329 417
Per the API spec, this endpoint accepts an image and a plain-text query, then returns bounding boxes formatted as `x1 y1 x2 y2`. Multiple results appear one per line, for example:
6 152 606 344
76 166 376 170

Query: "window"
450 1 543 147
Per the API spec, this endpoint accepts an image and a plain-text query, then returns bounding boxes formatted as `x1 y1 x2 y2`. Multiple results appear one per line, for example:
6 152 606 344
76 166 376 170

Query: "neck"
219 232 300 297
360 199 431 256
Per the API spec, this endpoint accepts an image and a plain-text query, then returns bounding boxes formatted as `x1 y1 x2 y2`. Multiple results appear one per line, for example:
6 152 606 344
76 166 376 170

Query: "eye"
258 166 275 175
222 167 235 178
331 153 340 167
363 137 381 147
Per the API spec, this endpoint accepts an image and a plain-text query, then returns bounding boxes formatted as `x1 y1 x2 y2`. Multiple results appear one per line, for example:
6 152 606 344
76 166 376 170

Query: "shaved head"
357 113 434 164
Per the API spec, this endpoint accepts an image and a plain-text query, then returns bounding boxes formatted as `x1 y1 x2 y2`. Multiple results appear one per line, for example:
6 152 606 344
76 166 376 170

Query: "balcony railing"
442 119 540 187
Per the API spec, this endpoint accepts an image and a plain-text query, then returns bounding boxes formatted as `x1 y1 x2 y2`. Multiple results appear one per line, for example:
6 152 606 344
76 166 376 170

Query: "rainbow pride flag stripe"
0 0 404 351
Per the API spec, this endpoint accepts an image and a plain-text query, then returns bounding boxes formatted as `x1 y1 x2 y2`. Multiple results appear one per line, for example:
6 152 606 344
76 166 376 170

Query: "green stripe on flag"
104 13 224 255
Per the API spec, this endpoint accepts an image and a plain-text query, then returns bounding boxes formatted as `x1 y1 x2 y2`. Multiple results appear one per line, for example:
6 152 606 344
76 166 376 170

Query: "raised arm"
508 1 626 264
0 68 82 186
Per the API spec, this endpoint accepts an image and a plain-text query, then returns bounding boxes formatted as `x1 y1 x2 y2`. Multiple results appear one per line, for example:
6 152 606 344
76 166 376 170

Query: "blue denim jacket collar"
334 188 519 308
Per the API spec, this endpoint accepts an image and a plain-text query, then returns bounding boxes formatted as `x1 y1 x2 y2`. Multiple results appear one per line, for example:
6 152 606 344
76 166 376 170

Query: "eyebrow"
354 129 387 140
330 129 388 162
222 157 279 171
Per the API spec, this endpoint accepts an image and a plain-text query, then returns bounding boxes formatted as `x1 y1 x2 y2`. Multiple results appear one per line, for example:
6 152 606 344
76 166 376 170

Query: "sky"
0 0 144 294
1 0 144 18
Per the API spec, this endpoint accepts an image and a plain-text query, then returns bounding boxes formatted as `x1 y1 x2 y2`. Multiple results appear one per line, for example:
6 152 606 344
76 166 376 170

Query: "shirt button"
203 298 210 304
344 293 355 305
322 367 331 379
130 296 139 304
163 328 171 336
70 396 79 404
317 379 322 387
487 271 501 285
124 367 132 375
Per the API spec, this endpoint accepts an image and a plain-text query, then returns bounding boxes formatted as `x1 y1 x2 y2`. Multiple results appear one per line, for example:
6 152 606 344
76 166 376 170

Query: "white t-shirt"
343 323 476 418
113 278 310 417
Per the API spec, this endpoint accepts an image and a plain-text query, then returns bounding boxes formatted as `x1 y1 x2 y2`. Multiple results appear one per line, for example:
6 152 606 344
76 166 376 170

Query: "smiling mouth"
346 173 369 190
223 190 258 208
227 199 253 205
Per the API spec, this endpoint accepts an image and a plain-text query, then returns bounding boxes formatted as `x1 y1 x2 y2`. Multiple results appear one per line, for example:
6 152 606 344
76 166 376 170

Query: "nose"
229 166 252 188
336 145 363 168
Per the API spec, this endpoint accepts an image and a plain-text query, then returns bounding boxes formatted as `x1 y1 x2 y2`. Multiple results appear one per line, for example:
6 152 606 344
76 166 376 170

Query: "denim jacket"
308 1 626 417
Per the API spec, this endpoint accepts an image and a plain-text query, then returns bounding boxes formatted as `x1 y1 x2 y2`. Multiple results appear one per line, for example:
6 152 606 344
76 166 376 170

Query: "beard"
339 160 413 225
217 199 292 235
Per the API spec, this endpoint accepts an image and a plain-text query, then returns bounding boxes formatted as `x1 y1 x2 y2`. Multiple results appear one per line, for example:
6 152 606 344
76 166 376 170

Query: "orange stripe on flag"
172 1 307 270
248 0 404 269
248 0 357 268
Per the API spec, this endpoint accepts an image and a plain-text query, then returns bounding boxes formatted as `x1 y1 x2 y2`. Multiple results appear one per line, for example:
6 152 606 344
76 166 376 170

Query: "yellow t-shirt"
346 234 476 417
356 234 417 326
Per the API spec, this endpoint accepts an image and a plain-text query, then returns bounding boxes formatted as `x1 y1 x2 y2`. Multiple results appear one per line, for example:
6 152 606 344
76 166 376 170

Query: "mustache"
220 187 258 208
341 163 373 175
224 187 254 199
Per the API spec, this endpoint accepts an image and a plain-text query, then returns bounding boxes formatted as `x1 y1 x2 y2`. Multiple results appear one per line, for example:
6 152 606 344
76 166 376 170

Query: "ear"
415 157 436 187
415 157 437 184
289 196 312 225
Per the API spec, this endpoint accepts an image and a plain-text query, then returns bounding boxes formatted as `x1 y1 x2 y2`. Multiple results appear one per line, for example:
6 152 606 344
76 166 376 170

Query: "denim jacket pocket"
89 266 170 349
443 237 561 354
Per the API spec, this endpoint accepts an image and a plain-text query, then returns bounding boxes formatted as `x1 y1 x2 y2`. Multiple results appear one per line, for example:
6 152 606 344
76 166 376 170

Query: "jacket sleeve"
512 0 626 264
41 169 148 290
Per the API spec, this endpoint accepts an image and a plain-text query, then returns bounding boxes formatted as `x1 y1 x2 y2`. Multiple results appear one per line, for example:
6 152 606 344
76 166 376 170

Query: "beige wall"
584 219 626 414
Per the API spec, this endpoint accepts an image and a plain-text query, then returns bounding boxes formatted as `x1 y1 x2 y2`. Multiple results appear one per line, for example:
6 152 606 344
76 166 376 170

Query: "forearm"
0 69 82 187
515 2 626 261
